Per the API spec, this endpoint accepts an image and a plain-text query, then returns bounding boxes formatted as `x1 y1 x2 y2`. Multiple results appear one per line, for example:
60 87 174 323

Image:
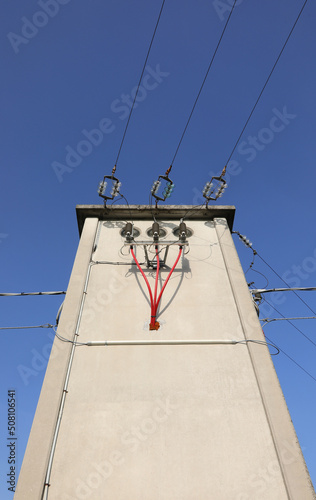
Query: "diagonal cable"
225 0 308 165
0 291 66 296
0 324 55 330
115 0 166 167
257 251 316 316
170 0 238 167
264 334 316 383
263 297 316 348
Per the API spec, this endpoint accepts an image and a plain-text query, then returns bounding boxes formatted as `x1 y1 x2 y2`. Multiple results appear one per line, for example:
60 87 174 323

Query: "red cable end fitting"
149 321 160 331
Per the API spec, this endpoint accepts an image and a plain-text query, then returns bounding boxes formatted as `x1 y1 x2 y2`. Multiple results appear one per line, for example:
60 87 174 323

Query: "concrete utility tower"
15 205 315 500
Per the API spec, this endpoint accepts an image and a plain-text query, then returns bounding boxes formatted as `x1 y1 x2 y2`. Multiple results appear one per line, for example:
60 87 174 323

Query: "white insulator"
151 180 161 194
98 181 107 195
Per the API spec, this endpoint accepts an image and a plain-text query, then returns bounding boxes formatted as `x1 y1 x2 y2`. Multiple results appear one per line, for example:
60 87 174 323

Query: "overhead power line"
170 0 238 168
0 291 66 297
257 252 316 316
252 287 316 294
114 0 166 168
225 0 308 166
233 230 316 317
263 297 316 348
262 316 316 323
264 334 316 383
0 324 55 330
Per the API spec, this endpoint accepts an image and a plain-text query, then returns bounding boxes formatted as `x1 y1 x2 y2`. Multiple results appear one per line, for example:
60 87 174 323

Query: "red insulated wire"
130 246 154 319
151 247 160 328
131 245 182 328
155 246 183 314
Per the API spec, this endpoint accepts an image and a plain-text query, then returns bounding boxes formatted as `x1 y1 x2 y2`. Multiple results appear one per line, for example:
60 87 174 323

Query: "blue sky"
1 0 316 496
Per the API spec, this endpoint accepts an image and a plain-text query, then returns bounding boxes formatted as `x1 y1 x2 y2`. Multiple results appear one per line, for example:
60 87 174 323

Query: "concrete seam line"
214 218 292 498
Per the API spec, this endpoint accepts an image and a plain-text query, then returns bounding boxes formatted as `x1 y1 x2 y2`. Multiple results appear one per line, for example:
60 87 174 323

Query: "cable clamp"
165 165 172 176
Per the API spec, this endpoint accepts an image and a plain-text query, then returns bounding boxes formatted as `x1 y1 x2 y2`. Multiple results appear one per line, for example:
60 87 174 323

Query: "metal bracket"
126 240 188 246
143 245 170 268
127 240 188 268
151 174 174 204
202 176 227 203
98 175 121 203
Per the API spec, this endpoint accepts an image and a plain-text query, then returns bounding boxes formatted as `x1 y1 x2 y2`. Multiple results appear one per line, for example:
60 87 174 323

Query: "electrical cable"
149 193 157 223
53 327 88 346
42 221 100 500
248 267 269 288
0 324 55 330
261 316 316 323
235 339 279 356
149 0 237 210
0 291 66 297
93 260 146 265
52 328 279 355
225 0 308 166
262 297 316 348
130 246 154 320
155 246 183 313
233 230 316 379
109 192 134 225
130 244 183 330
151 246 182 328
253 286 316 294
181 201 207 222
153 247 160 327
169 0 238 168
56 301 64 325
114 0 166 168
120 244 134 257
120 193 133 223
233 230 316 315
264 333 316 383
256 251 316 316
154 239 182 257
232 231 267 284
245 250 256 274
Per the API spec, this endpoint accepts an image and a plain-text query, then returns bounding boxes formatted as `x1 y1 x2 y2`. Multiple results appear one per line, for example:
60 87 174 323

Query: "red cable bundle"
130 245 183 330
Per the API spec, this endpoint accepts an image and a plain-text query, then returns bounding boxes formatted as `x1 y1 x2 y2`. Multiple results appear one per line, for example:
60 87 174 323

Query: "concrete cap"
76 204 235 235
